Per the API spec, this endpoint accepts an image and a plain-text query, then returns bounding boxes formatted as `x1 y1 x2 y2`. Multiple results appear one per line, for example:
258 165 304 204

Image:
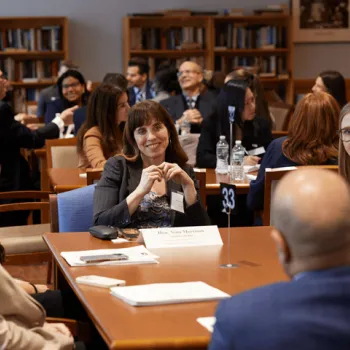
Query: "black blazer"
160 92 216 133
128 81 154 107
93 156 211 228
196 112 273 169
0 102 60 194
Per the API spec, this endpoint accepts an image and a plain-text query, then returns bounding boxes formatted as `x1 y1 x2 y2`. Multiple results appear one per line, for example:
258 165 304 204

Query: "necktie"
135 89 144 103
187 97 195 109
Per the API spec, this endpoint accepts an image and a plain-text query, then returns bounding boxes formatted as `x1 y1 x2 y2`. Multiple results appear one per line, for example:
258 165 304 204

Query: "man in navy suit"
210 168 350 350
126 57 154 106
160 61 216 133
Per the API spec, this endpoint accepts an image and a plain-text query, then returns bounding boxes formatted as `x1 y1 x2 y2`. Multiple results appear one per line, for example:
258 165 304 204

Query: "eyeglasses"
62 82 81 90
177 70 200 78
338 128 350 142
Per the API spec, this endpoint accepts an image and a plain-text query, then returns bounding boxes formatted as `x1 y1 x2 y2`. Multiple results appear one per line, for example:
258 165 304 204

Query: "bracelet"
29 282 38 294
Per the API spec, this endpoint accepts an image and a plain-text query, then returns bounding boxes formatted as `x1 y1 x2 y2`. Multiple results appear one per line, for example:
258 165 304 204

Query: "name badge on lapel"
171 191 185 213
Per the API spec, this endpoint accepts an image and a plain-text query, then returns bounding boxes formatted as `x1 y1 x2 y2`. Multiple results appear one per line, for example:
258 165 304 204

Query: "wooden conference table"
43 227 286 349
48 167 252 194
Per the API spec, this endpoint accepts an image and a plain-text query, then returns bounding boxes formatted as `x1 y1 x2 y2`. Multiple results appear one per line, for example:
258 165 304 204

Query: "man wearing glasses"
160 61 216 134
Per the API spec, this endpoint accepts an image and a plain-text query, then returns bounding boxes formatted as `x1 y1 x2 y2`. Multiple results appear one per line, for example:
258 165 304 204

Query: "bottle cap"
219 135 226 140
235 140 242 145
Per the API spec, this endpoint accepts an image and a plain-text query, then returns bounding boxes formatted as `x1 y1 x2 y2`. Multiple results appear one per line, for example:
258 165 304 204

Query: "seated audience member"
0 77 74 227
74 72 128 136
338 102 350 181
77 84 129 169
152 67 181 102
160 61 216 133
312 70 347 108
210 168 350 350
247 92 339 212
225 68 272 128
127 57 154 106
93 100 210 228
0 262 77 349
37 60 79 119
196 79 272 168
45 69 89 125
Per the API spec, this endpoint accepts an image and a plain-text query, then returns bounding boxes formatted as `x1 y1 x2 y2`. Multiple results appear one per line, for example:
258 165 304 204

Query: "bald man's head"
271 168 350 276
178 61 203 92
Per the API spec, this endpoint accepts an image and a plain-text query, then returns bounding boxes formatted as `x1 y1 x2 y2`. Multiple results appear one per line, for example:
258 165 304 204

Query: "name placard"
140 226 223 249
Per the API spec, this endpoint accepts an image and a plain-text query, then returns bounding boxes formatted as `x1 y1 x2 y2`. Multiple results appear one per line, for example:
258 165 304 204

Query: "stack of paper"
110 281 230 306
61 246 159 267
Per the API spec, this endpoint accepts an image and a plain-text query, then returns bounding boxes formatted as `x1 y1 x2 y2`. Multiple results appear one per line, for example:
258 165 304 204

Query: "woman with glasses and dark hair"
225 68 272 127
248 92 339 215
338 103 350 182
44 69 89 124
93 100 210 228
312 70 347 108
196 79 272 168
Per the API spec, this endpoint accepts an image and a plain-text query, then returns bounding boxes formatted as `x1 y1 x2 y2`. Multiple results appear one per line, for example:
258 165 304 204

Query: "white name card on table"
139 225 223 249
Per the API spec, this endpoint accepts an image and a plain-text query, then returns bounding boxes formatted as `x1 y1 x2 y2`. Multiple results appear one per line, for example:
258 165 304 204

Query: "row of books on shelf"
12 88 40 113
0 26 62 52
0 58 59 82
130 27 206 50
215 56 288 78
215 25 286 50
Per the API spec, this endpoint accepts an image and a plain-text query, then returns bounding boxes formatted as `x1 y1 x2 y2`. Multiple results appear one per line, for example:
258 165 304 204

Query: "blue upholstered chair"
50 184 96 233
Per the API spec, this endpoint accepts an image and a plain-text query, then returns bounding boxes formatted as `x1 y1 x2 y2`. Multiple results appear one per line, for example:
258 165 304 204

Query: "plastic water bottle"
231 140 245 181
215 135 229 174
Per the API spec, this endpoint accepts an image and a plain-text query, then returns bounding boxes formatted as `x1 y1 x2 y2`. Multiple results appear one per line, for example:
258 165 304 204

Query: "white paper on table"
265 166 297 172
60 245 159 267
140 225 223 249
197 317 216 333
111 238 129 244
79 173 87 178
246 174 257 181
110 281 230 306
243 164 260 173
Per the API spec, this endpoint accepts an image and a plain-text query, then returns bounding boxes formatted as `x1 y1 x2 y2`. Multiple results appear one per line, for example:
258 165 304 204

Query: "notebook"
110 281 230 306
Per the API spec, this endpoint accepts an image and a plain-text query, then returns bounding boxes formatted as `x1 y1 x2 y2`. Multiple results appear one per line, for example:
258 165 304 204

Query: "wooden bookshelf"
0 16 68 113
123 13 294 103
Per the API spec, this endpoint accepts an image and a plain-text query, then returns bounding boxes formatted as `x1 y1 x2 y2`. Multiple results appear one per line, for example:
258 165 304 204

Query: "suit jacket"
128 81 154 107
196 113 272 169
36 85 59 118
0 102 59 194
209 266 350 350
73 106 87 136
93 155 211 227
160 92 216 133
247 137 338 211
0 264 73 349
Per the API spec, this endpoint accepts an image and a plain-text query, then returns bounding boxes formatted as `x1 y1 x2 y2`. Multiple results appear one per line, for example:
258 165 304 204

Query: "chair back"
50 185 95 232
269 102 294 131
263 165 338 225
86 168 103 185
0 191 51 224
194 168 207 208
46 137 78 168
179 134 200 167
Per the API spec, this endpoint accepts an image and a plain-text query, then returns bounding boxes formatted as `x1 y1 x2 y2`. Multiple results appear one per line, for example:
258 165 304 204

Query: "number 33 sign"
220 183 236 215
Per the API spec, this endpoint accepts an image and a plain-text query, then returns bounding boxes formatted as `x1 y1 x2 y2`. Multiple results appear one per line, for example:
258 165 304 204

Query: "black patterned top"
131 191 172 228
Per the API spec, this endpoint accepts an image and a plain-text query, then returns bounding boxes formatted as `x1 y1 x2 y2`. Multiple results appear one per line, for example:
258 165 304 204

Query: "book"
110 281 230 306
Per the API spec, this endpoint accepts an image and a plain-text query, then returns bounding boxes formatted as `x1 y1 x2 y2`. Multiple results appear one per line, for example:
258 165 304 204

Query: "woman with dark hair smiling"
248 92 339 214
93 100 210 228
77 83 129 169
196 79 272 168
312 70 347 108
44 69 89 124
